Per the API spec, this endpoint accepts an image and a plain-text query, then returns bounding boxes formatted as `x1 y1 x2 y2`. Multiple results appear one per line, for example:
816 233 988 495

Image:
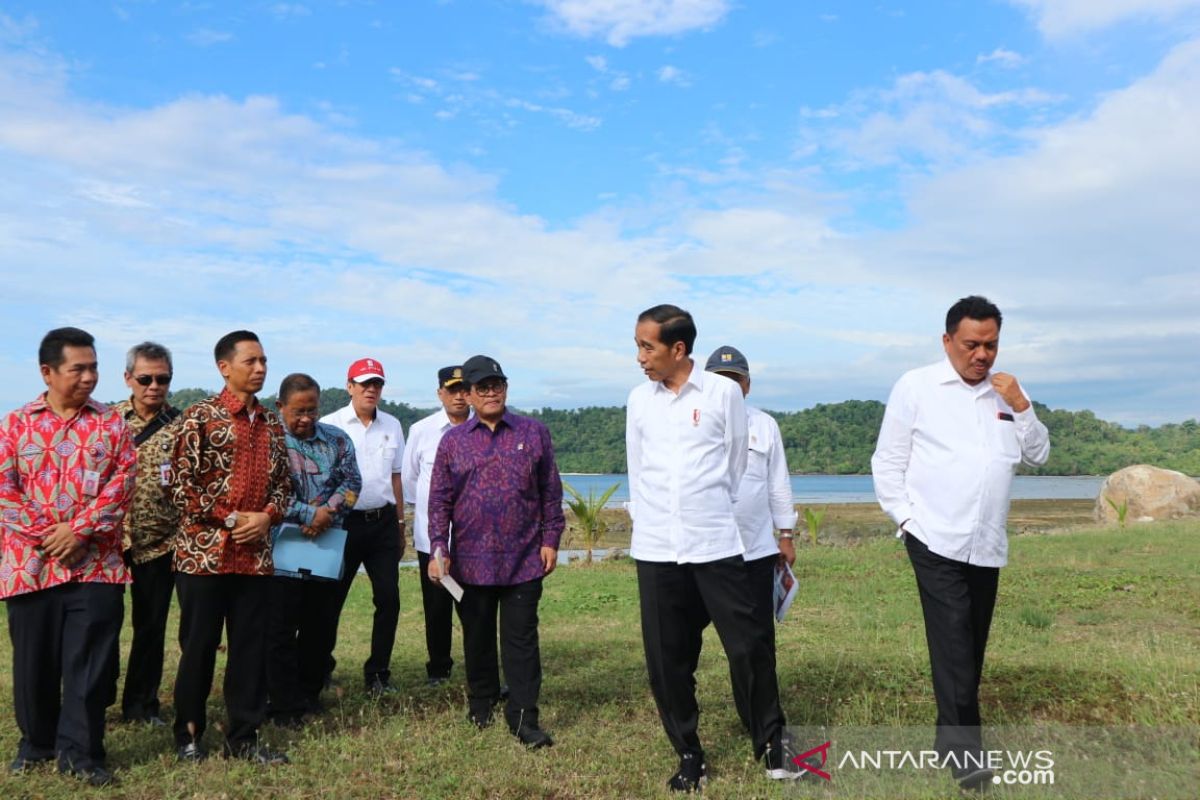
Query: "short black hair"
278 373 320 404
637 304 697 355
214 330 260 363
39 327 95 369
945 296 1002 335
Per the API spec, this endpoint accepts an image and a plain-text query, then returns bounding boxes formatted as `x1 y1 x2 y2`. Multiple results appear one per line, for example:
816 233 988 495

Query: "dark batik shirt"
171 388 291 576
428 410 564 586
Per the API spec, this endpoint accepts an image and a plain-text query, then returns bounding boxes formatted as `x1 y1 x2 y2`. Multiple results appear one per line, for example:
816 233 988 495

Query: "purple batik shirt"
428 410 565 586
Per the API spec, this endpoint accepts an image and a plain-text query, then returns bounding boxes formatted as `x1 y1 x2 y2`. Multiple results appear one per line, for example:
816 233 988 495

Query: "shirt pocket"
992 403 1021 461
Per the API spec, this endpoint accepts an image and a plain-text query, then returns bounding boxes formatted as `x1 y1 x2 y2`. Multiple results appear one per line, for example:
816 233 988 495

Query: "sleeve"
326 434 362 524
70 417 137 543
623 391 641 521
765 418 797 530
401 422 420 505
1014 398 1051 468
0 414 52 542
265 422 293 526
427 435 454 557
725 386 749 489
391 422 406 475
172 407 235 527
871 376 917 528
537 423 565 549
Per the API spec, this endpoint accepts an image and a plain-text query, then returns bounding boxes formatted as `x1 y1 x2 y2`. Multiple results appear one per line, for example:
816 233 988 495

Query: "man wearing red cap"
320 358 406 695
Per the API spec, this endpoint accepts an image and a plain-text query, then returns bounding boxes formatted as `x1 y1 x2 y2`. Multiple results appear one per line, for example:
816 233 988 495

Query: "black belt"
348 504 394 523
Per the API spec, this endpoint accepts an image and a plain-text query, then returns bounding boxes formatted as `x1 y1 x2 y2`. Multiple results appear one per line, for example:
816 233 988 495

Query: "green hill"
154 390 1200 477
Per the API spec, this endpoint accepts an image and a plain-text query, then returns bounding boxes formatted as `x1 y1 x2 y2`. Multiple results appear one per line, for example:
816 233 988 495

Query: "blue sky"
1 0 1197 425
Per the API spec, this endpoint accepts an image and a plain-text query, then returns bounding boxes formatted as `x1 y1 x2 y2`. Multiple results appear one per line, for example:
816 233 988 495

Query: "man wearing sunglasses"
110 342 182 728
427 355 564 749
320 358 406 696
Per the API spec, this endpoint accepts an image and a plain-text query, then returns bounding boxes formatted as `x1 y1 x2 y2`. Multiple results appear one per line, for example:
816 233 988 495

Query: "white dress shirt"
320 403 405 511
402 408 466 554
871 358 1050 568
626 363 748 563
733 406 797 561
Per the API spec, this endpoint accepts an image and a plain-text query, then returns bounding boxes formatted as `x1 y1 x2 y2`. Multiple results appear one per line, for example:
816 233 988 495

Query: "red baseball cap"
347 357 386 383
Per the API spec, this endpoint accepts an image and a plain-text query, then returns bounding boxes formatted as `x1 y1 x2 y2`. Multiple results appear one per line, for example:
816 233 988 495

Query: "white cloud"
270 3 310 18
534 0 730 47
657 64 690 86
799 70 1060 167
1009 0 1200 37
185 28 233 46
977 47 1026 68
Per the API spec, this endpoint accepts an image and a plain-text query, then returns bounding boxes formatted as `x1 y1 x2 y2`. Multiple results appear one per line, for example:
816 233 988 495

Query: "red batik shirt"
0 396 135 599
171 388 291 576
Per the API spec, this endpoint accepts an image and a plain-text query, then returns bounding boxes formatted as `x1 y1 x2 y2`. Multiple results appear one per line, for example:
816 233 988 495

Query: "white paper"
440 573 464 602
773 561 799 622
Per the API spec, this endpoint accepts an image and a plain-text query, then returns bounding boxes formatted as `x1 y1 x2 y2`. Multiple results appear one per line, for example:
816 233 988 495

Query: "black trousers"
6 582 124 771
905 534 999 767
417 550 459 679
121 552 175 720
637 557 786 760
458 578 542 729
335 505 400 684
266 575 342 718
172 573 269 751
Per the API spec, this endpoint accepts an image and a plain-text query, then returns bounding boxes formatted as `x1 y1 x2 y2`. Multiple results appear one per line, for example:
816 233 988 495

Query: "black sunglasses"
134 374 172 387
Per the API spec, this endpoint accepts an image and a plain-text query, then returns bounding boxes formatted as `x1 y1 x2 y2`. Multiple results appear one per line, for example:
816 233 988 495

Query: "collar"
465 408 516 433
289 421 333 445
114 397 176 421
217 387 259 417
653 360 702 396
936 357 994 395
339 402 377 426
25 393 107 417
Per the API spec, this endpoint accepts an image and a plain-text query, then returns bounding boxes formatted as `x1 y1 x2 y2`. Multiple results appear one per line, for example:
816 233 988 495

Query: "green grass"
1 520 1197 798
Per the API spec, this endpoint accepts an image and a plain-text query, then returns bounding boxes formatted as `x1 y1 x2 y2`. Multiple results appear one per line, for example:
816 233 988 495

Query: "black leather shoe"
468 708 495 729
229 744 289 766
512 723 554 750
10 754 52 774
177 742 207 763
667 751 706 793
955 766 994 791
366 678 399 697
62 764 117 787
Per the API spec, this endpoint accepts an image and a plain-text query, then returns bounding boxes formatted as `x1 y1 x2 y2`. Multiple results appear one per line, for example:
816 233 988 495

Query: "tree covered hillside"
155 389 1199 476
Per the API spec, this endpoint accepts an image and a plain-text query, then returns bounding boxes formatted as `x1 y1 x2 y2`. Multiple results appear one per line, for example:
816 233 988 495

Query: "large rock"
1094 464 1200 524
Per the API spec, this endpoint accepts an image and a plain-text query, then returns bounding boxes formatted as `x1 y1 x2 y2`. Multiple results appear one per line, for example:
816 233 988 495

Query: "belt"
349 504 394 523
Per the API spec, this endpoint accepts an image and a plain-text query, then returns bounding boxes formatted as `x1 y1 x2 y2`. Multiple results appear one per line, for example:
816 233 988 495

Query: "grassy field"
0 516 1196 799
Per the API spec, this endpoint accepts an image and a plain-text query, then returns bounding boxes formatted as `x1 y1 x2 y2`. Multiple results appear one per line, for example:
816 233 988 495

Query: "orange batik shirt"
0 396 136 599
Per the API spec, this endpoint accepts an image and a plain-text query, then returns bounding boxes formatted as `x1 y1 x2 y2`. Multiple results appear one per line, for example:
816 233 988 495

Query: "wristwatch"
225 512 239 529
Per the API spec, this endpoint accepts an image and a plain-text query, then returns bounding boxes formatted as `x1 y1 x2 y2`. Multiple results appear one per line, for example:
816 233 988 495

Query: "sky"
0 0 1197 426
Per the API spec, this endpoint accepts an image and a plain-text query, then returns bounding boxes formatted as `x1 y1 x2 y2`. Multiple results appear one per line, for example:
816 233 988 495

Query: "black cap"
438 365 464 388
704 345 750 377
462 354 506 385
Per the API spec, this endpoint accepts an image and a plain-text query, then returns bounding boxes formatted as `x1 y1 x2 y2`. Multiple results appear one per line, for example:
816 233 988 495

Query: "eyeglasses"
134 374 172 387
472 380 507 396
355 379 385 390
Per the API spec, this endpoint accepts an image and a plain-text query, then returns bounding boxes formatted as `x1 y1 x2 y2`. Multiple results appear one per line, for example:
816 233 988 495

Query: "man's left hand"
777 535 796 567
397 519 407 561
230 511 271 543
991 372 1031 413
43 523 87 567
540 546 558 576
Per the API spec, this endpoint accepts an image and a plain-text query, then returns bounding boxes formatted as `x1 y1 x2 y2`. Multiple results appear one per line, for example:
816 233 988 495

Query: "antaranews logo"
791 739 1055 785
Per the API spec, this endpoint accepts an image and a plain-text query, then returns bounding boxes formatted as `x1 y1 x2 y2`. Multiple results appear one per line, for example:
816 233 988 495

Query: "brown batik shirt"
171 388 291 576
111 398 183 564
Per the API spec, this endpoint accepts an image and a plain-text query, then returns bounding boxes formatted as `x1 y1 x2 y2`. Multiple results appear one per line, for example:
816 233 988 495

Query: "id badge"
159 462 172 486
82 470 101 497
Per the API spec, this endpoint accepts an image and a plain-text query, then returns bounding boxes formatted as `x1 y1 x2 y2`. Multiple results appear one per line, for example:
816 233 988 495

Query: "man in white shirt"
320 358 407 696
402 365 470 687
704 345 797 700
871 296 1050 792
626 305 805 793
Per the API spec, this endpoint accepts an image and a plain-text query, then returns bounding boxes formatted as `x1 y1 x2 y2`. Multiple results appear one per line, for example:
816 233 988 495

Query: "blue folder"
272 523 348 581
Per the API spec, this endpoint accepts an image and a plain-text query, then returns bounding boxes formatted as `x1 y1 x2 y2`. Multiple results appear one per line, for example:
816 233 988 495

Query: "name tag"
82 470 102 497
159 462 173 486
